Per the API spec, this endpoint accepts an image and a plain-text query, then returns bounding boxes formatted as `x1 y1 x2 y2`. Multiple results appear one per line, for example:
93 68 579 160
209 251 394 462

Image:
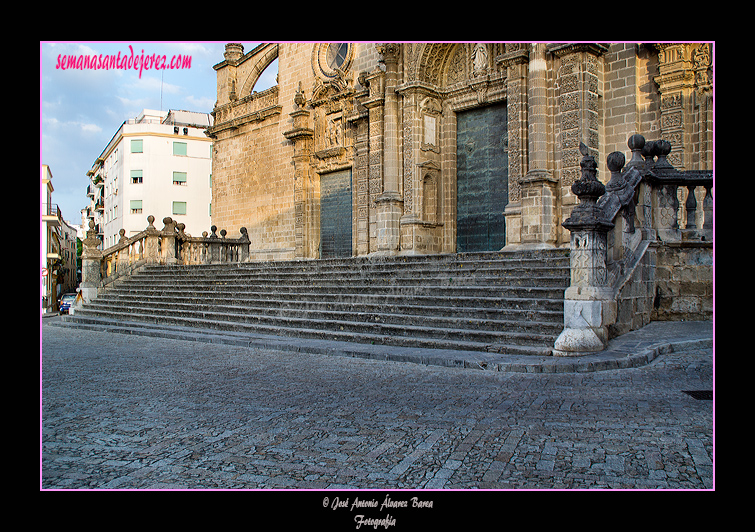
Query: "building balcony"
42 203 61 226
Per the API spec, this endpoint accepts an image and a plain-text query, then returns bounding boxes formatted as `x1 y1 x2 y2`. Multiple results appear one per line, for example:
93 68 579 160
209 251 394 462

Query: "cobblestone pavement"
41 319 714 492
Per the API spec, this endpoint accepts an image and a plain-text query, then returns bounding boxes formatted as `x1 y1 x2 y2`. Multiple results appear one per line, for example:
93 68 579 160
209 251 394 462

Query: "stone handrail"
78 215 250 304
554 135 713 356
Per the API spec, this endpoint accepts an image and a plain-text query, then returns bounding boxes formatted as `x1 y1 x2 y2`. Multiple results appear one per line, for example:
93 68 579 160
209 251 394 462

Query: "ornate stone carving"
472 43 488 77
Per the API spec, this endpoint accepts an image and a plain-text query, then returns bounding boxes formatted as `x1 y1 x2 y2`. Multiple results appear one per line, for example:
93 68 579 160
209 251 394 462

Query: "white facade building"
85 109 213 248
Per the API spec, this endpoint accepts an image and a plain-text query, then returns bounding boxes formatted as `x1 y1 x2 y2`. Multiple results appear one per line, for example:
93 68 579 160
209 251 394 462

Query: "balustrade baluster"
703 185 713 232
685 184 697 230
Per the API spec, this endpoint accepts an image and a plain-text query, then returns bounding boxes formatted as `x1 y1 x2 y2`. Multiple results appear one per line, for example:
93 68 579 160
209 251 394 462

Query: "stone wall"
211 102 296 260
652 243 713 321
610 244 656 339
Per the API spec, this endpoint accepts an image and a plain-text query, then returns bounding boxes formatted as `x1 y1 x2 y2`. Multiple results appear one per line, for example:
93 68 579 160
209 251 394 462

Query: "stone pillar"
208 225 221 263
498 44 529 248
144 215 160 264
361 69 385 254
374 43 403 254
238 227 250 262
553 143 615 356
550 44 607 247
519 43 558 247
116 229 129 273
221 43 244 103
350 83 371 256
79 220 102 304
161 217 177 264
283 84 316 258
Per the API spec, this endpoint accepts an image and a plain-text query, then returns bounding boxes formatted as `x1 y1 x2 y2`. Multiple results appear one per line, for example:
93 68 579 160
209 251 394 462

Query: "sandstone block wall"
653 244 713 321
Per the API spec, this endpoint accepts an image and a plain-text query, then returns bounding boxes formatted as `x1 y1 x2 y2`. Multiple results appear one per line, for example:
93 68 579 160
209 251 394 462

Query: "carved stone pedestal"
553 143 615 356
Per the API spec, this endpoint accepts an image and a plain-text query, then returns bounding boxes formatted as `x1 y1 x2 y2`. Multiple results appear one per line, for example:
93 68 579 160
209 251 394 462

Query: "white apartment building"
85 109 213 249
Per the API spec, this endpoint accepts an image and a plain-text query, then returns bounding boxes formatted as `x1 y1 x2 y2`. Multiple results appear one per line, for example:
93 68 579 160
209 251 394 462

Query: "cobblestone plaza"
41 318 713 493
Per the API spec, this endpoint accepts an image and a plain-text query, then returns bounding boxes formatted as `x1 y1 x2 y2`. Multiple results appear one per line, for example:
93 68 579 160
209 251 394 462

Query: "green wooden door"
320 169 352 258
456 103 508 252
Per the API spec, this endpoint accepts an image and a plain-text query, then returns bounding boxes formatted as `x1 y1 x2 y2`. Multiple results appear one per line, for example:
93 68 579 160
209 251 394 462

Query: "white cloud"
42 114 102 135
80 122 102 133
184 94 216 111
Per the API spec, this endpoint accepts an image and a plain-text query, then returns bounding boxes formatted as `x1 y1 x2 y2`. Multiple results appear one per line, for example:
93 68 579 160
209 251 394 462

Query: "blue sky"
40 41 276 227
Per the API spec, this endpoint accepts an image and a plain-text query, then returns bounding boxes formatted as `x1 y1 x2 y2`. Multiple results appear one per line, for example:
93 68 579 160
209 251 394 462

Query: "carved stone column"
498 44 529 248
349 94 371 256
553 143 615 356
374 43 403 254
549 43 607 247
361 69 385 254
283 85 316 258
519 43 558 247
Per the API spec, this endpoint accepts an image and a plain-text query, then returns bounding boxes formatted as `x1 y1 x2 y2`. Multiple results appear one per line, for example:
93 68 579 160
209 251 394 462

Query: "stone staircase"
60 249 570 356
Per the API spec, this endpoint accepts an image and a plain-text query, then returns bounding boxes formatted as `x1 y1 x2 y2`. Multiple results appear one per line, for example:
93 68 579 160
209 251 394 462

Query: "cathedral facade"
206 42 713 261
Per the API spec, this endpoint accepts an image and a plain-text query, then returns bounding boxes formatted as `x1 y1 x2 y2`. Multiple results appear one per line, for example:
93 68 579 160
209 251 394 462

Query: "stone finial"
83 219 101 250
224 43 244 62
161 217 175 232
626 134 646 168
605 151 627 192
641 140 656 165
562 143 612 231
572 142 604 196
294 82 306 109
653 139 673 168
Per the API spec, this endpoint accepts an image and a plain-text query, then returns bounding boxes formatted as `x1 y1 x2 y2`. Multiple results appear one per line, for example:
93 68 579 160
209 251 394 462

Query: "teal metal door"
320 169 352 258
456 103 508 252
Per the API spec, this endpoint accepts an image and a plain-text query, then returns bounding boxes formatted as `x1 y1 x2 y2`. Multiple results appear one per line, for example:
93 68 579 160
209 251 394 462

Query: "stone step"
145 258 569 278
76 298 563 335
98 283 564 309
141 266 569 281
81 292 564 320
132 273 569 289
69 250 569 356
63 313 556 356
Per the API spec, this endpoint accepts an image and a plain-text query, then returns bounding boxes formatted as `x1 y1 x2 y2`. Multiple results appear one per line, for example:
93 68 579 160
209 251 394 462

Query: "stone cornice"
496 46 530 68
206 105 282 138
547 43 610 57
395 80 441 99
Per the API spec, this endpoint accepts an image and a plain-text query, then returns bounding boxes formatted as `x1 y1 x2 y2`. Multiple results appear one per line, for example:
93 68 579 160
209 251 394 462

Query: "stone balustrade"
554 134 713 356
78 215 249 304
